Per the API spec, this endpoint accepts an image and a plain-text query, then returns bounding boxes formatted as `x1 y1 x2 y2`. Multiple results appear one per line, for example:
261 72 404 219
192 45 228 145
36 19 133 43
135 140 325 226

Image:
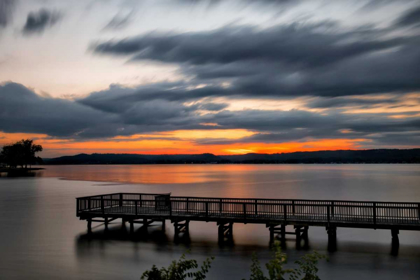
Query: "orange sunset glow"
0 131 365 157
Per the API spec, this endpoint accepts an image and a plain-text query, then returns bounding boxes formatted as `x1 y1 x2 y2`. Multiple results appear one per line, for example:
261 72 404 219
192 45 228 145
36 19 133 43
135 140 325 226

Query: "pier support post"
391 228 399 243
218 222 233 243
295 226 309 249
162 219 166 232
173 220 190 243
268 224 287 244
269 225 274 242
303 226 309 239
295 226 301 244
391 228 400 255
87 218 92 234
130 220 134 234
104 217 109 231
327 226 337 252
174 220 190 236
281 224 286 241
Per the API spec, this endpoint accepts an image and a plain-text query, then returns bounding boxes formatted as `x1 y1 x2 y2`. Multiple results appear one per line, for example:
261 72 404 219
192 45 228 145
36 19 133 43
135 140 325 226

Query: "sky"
0 0 419 157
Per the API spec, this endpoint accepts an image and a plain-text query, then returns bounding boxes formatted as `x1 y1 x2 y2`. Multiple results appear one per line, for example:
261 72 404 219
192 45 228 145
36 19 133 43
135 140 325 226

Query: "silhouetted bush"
248 242 326 280
140 242 325 280
141 253 214 280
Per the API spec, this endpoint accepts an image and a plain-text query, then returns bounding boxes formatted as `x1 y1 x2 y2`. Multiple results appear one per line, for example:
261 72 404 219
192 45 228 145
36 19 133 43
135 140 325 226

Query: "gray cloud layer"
93 22 420 99
0 83 113 137
94 23 401 67
22 9 61 35
103 10 135 30
395 5 420 28
1 82 419 148
0 0 16 28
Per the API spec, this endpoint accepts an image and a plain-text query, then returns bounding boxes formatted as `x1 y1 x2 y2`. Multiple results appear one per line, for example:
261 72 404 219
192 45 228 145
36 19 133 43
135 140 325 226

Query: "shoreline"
0 167 45 172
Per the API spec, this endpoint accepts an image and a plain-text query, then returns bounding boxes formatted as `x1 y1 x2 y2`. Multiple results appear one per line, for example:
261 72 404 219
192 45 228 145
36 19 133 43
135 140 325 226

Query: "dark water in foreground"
1 164 420 279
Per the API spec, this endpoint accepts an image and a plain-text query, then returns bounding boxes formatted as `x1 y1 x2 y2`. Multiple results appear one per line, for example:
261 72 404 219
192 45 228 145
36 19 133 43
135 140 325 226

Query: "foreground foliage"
141 242 325 280
141 253 214 280
248 242 326 280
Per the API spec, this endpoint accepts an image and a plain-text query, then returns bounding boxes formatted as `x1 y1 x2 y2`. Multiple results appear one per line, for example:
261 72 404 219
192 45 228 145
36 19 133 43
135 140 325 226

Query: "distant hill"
44 149 420 164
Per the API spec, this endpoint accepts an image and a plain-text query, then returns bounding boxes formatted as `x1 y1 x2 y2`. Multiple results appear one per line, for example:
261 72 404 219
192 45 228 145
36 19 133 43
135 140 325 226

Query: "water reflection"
39 165 225 184
73 222 420 280
76 223 168 246
1 166 420 279
0 169 43 177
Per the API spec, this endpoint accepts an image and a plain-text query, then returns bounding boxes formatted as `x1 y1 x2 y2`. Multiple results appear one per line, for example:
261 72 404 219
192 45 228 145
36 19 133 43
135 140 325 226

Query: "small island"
0 139 44 176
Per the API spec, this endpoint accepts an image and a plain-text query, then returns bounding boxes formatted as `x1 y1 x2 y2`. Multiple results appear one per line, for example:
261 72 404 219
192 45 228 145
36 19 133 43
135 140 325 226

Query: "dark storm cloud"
204 109 339 132
22 9 61 35
307 96 401 109
94 24 405 67
175 0 399 10
0 82 113 137
174 0 294 8
0 0 16 28
2 82 420 149
364 132 420 146
93 23 420 98
75 82 420 147
198 102 229 111
0 82 208 138
174 0 221 7
80 84 339 134
78 82 189 112
78 82 232 108
359 0 406 11
202 107 420 136
394 5 420 28
195 109 420 146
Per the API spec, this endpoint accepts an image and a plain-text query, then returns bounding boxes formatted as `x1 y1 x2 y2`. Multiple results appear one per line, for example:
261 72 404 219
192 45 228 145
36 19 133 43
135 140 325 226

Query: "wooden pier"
76 193 420 250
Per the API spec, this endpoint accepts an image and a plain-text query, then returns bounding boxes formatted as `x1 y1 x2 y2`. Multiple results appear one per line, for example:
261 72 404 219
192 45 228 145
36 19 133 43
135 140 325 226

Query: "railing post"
327 205 330 224
88 198 91 211
243 203 247 220
135 200 138 215
283 204 287 222
186 197 189 212
101 196 104 214
119 193 123 207
206 202 209 217
373 202 377 226
76 198 79 216
220 198 223 213
292 200 295 215
170 201 172 217
418 203 420 221
140 195 142 207
255 199 258 216
331 201 334 217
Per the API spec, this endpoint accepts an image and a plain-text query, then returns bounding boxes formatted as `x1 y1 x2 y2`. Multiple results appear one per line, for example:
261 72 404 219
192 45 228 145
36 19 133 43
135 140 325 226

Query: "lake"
1 164 420 279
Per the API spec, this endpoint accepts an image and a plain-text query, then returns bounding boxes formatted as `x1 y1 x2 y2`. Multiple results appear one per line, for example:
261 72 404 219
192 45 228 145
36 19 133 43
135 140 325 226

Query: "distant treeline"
44 149 420 164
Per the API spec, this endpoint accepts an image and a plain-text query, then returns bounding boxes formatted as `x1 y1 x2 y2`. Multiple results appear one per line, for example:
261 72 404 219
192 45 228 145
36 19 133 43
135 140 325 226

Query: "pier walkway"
76 193 420 249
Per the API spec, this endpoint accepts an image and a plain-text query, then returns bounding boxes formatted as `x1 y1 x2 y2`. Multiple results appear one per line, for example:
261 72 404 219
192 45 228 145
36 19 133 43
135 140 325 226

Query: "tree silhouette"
0 139 43 169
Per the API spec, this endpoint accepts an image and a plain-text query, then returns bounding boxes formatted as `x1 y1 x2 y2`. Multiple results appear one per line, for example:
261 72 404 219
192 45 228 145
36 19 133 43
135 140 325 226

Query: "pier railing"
76 193 420 226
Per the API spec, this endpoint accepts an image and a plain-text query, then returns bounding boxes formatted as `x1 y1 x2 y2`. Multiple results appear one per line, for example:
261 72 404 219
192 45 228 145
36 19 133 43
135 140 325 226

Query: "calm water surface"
1 164 420 279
